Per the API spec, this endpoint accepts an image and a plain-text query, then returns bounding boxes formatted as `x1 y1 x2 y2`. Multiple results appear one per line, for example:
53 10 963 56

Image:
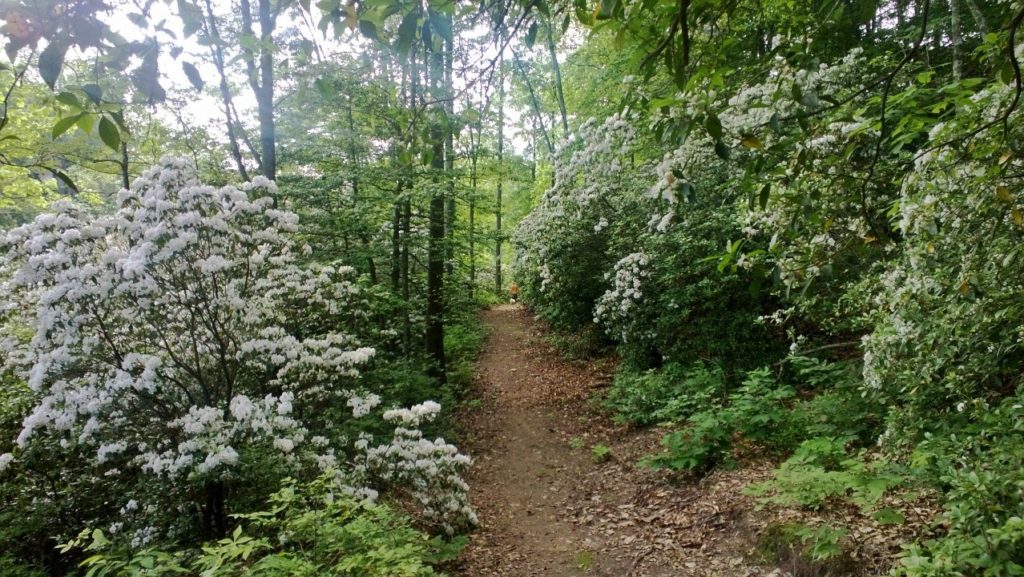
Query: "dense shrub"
65 474 463 577
603 362 725 426
0 160 474 572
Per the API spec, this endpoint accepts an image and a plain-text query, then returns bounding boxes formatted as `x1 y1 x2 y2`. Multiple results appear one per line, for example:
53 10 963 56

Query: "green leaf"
82 84 103 104
39 41 67 89
429 13 452 43
127 12 149 28
596 0 618 19
801 90 820 109
52 114 83 139
131 49 167 103
396 12 419 55
525 22 538 48
56 92 82 108
314 77 333 97
98 116 121 151
714 139 730 160
182 61 204 90
872 508 905 526
108 110 129 134
758 183 770 209
77 113 95 133
740 134 763 149
358 20 380 41
705 113 723 140
177 0 204 37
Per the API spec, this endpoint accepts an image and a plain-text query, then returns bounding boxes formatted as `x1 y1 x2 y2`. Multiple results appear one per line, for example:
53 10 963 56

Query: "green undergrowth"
63 474 466 577
601 350 1024 575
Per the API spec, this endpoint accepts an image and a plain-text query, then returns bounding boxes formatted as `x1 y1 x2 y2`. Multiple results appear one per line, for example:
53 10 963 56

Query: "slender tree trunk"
401 198 411 351
120 140 130 190
257 0 276 180
949 0 963 79
201 0 249 181
444 24 456 277
512 56 554 156
232 99 263 172
964 0 987 31
495 52 504 295
347 92 377 283
202 481 227 538
391 199 402 292
468 94 481 299
544 17 569 138
240 0 276 181
425 18 447 383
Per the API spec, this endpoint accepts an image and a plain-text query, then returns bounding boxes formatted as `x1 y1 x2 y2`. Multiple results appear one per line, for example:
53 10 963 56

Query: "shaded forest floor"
456 305 788 577
456 305 924 576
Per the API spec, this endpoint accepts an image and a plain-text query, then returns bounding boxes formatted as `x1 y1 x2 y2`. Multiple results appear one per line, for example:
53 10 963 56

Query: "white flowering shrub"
860 81 1024 415
0 158 473 541
514 113 657 329
355 401 476 533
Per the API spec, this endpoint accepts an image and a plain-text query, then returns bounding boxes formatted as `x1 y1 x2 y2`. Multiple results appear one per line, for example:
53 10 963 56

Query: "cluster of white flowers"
594 252 650 342
860 79 1024 402
347 392 381 417
0 158 381 520
514 112 655 302
382 400 442 426
357 401 475 533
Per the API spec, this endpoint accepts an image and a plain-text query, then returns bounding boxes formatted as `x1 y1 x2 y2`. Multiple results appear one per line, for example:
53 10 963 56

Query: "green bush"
756 521 854 574
603 362 724 426
643 368 799 472
894 397 1024 576
785 356 886 446
746 437 904 512
65 474 463 577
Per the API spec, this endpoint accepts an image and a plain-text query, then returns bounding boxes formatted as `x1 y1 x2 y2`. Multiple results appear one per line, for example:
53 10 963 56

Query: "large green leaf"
52 114 84 139
396 12 420 55
39 41 67 89
98 116 121 151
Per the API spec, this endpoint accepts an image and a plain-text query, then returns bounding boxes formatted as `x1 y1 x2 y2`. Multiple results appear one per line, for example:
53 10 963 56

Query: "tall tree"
494 50 505 295
239 0 281 181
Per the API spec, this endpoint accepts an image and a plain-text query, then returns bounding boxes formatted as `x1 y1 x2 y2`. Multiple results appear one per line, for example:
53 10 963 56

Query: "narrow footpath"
457 305 776 577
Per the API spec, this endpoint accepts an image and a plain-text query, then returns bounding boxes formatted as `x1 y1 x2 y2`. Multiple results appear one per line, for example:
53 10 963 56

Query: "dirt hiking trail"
456 305 783 577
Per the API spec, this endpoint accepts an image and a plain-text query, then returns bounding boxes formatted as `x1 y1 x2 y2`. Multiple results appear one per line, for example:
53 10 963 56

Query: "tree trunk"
444 23 456 278
950 0 962 79
964 0 988 31
239 0 277 182
201 0 249 181
256 0 277 180
425 17 447 383
202 481 227 538
120 140 130 190
544 17 569 138
495 51 504 295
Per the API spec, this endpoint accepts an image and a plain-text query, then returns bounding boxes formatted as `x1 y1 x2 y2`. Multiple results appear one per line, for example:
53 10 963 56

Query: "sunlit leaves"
51 114 82 139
